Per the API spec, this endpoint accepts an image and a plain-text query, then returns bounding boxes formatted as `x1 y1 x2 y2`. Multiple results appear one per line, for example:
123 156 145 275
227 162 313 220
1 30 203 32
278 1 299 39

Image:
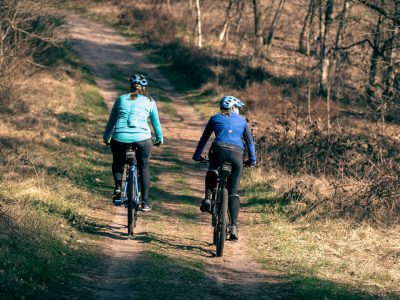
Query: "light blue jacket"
103 93 163 143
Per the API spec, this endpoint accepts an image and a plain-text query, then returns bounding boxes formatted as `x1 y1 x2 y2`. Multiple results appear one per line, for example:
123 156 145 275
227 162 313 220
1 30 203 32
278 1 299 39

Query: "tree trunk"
299 0 316 54
219 0 234 41
307 11 315 124
332 0 349 129
252 0 263 57
334 0 349 50
326 76 331 132
264 0 286 47
234 0 246 36
195 0 202 48
382 1 399 101
166 0 172 13
319 0 334 95
365 12 384 104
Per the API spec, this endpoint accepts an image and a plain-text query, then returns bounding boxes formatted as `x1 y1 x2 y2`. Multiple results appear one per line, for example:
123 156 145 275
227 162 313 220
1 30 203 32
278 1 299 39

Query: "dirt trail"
67 15 285 300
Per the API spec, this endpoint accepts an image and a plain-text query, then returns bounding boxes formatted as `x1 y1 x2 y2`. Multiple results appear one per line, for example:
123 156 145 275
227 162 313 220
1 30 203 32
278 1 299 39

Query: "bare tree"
219 0 246 42
331 0 350 126
365 10 384 104
333 0 349 50
234 0 246 36
252 0 264 57
166 0 172 13
219 0 235 41
195 0 202 48
382 1 400 102
357 0 400 26
319 0 334 95
264 0 286 49
0 0 59 109
151 0 172 13
299 0 316 54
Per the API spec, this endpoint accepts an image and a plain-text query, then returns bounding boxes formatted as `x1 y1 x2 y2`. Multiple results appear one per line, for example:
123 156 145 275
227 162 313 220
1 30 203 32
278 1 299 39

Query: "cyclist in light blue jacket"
103 74 163 211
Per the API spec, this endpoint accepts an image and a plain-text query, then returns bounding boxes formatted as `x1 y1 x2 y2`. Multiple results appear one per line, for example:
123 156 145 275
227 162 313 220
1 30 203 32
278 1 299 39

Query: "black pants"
111 139 153 203
206 144 243 226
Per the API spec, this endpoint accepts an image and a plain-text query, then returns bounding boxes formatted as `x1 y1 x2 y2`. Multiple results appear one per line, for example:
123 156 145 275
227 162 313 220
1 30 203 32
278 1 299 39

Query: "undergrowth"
0 28 110 299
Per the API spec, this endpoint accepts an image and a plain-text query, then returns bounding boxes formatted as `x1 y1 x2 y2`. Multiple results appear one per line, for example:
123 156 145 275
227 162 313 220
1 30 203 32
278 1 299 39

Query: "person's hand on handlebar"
199 156 209 163
244 159 257 168
192 154 208 163
153 138 163 147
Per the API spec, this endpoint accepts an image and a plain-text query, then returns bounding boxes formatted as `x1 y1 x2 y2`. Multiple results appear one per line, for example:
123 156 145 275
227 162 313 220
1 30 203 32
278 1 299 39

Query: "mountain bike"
114 146 140 237
202 158 233 257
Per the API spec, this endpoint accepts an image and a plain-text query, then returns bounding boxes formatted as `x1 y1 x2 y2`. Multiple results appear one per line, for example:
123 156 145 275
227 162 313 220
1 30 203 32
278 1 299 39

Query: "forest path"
67 15 286 299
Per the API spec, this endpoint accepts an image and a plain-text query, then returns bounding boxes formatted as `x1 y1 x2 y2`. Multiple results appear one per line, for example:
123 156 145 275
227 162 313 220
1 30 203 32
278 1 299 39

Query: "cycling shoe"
229 225 239 241
200 198 211 212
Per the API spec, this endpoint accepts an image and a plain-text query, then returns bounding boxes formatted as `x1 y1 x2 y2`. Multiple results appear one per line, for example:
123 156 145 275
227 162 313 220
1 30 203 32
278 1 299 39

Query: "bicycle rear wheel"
212 192 217 245
127 169 136 236
216 186 228 257
133 173 139 229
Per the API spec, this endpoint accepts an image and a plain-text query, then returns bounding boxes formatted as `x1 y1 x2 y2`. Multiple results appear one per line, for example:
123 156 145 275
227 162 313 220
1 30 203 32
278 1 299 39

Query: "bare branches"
333 38 374 50
355 0 400 26
9 22 60 46
0 0 61 94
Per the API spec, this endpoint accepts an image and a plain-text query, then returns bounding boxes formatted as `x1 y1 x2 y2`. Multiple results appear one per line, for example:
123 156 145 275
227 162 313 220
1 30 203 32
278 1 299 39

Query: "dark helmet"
129 74 148 87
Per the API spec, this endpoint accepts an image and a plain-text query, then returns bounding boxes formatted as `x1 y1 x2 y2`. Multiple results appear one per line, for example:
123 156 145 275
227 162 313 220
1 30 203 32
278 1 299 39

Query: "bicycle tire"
212 193 217 245
216 186 228 257
213 226 217 246
133 172 139 229
127 168 135 236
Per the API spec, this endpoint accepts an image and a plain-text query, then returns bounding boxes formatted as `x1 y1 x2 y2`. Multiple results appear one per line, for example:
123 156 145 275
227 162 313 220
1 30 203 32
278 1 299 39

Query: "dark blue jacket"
193 113 256 162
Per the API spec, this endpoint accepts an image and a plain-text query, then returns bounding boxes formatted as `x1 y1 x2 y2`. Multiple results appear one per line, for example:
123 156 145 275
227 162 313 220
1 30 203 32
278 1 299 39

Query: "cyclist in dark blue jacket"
192 96 256 240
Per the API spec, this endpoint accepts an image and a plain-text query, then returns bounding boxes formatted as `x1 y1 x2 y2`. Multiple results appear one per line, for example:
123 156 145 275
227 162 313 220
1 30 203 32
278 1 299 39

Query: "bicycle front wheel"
216 186 228 257
127 169 136 236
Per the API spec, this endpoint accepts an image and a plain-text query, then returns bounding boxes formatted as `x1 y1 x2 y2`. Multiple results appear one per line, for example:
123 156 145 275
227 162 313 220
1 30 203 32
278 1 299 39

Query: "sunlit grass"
240 168 400 297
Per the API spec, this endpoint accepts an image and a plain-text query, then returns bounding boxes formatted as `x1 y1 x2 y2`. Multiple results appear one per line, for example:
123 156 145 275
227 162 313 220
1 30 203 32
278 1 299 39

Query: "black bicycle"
202 158 233 257
114 146 140 237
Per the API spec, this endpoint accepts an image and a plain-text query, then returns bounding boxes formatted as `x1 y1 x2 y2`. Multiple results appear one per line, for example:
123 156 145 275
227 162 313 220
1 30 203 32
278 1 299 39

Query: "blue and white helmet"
234 99 244 108
129 74 148 86
219 95 244 110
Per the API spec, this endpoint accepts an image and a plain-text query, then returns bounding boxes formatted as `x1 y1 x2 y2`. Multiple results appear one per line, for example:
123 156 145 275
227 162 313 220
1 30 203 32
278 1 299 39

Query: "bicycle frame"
210 162 232 257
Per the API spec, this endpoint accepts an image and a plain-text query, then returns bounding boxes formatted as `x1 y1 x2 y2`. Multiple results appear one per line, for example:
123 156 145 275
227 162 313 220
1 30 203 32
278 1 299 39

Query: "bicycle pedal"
228 236 239 242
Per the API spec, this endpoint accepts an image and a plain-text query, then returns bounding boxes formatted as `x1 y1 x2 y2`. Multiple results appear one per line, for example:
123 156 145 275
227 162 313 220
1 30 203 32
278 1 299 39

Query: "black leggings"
111 139 153 203
206 145 243 225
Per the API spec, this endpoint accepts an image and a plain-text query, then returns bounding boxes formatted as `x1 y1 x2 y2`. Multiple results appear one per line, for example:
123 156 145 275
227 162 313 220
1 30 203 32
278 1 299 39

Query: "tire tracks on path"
67 15 286 300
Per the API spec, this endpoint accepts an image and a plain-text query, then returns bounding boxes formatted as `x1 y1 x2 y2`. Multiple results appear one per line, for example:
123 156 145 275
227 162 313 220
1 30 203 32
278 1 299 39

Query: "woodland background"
114 0 400 224
0 0 400 297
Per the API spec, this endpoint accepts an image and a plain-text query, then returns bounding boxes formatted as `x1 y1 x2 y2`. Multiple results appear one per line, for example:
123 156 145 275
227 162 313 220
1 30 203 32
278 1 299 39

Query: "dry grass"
0 41 110 297
241 168 400 296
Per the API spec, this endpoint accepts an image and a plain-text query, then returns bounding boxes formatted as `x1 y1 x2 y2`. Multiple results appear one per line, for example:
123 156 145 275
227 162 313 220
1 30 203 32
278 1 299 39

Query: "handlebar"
198 156 256 168
104 139 163 147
